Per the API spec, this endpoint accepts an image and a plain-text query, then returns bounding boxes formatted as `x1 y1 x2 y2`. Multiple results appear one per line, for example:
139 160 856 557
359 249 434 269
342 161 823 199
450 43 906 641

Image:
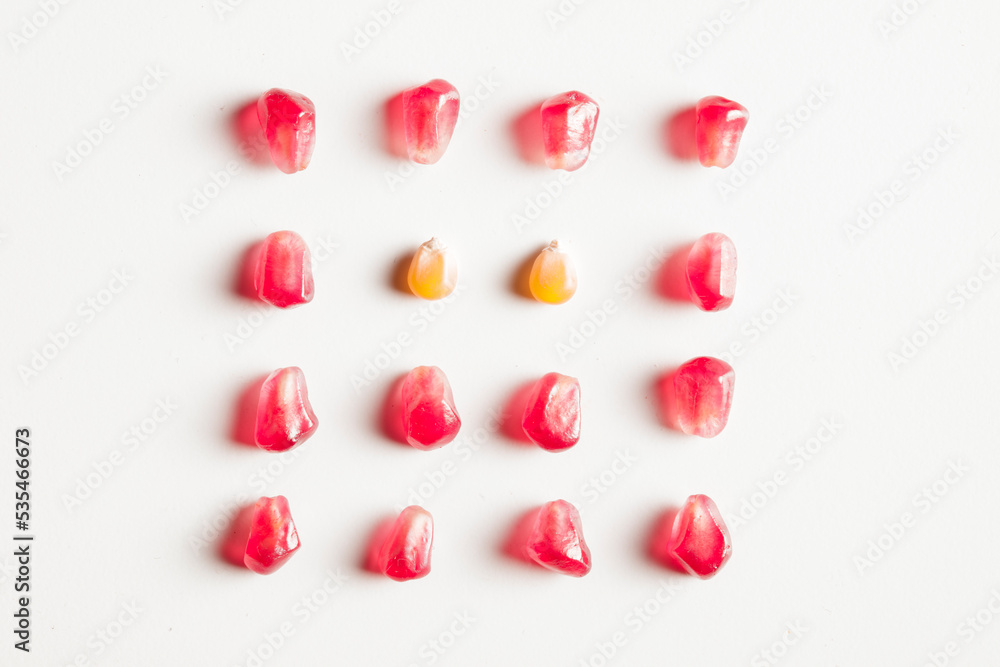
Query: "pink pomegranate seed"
695 96 748 168
254 230 314 308
659 357 734 438
652 494 731 579
257 88 316 174
526 500 592 577
244 495 300 575
402 79 460 165
377 506 434 581
401 366 461 450
685 232 737 312
540 91 600 171
255 367 319 452
521 372 581 452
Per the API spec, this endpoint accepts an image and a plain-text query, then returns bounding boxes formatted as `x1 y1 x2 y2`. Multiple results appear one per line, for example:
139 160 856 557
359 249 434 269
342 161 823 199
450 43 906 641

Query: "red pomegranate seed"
659 357 734 438
540 91 600 171
378 506 434 581
401 366 461 450
695 96 749 168
244 495 300 575
257 88 316 174
685 232 737 312
521 372 581 452
652 494 731 579
254 230 314 308
526 500 592 577
255 367 319 452
402 79 460 165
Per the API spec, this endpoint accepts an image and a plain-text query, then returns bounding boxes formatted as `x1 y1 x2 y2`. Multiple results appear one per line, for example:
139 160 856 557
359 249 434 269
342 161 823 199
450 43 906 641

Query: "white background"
2 0 999 665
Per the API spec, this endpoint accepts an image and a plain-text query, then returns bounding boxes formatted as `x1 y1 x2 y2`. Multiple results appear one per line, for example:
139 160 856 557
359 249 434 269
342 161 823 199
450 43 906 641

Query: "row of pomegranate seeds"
256 358 734 457
253 230 737 310
256 85 748 173
240 495 732 580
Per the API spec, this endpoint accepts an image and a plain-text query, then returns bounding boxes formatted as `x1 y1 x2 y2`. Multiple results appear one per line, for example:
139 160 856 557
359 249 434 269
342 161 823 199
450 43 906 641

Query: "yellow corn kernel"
529 240 577 304
407 237 457 300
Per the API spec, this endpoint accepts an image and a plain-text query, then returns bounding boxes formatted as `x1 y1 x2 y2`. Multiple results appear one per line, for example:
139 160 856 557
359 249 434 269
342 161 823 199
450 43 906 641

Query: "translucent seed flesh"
257 88 316 174
659 357 735 438
521 372 581 452
526 500 592 577
653 494 732 579
529 241 577 305
540 91 600 171
244 495 300 575
254 230 315 309
402 79 460 165
400 366 461 450
255 367 319 452
377 506 434 581
686 232 737 312
407 238 457 300
695 96 749 169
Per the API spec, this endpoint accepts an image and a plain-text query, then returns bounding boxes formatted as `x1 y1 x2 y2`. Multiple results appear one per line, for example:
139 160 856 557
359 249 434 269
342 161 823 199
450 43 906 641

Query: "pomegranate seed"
522 372 581 452
257 88 316 174
402 79 460 165
652 494 731 578
255 367 319 452
526 500 592 577
407 237 458 300
685 232 736 312
254 230 315 308
659 357 734 438
529 240 577 305
401 366 461 450
377 506 434 581
540 91 600 171
695 95 748 168
244 495 300 575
